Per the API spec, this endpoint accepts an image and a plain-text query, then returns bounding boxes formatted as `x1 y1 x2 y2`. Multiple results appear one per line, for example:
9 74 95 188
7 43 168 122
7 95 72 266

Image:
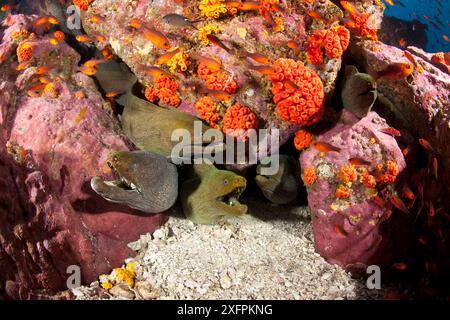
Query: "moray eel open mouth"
216 185 245 207
91 151 178 213
214 176 247 213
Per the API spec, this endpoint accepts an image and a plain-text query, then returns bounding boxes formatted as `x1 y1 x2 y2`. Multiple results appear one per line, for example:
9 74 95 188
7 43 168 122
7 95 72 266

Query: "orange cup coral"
303 167 317 186
195 96 221 129
294 129 313 151
270 58 324 126
307 26 350 65
73 0 94 11
222 103 258 140
144 76 181 107
197 62 237 93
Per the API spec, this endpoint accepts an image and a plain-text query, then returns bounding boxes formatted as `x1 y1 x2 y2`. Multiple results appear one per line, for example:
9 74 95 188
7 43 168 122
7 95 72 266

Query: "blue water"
384 0 450 52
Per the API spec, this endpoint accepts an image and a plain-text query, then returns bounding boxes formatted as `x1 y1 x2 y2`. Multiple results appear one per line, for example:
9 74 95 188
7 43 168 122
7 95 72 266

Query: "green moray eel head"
91 151 178 213
212 171 248 216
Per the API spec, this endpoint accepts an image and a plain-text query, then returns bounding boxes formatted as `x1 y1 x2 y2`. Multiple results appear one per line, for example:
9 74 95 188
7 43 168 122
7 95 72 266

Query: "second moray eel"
180 164 248 225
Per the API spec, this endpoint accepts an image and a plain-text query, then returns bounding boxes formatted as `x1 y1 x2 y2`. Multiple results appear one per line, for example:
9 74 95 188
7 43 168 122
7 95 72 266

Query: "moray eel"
180 164 248 224
341 65 378 119
91 151 178 213
122 88 219 158
255 155 300 205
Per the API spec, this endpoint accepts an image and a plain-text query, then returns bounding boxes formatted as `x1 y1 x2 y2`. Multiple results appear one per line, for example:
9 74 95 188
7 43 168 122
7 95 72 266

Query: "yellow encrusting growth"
198 24 221 45
199 0 228 19
98 261 137 290
167 50 191 73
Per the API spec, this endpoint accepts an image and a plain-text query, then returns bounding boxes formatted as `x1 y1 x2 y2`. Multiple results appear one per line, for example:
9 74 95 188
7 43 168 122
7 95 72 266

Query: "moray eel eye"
223 179 229 186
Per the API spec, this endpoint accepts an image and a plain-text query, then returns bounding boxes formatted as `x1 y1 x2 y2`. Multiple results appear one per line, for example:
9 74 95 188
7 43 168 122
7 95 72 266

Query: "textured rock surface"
300 110 409 271
0 15 166 299
80 0 347 151
350 40 450 194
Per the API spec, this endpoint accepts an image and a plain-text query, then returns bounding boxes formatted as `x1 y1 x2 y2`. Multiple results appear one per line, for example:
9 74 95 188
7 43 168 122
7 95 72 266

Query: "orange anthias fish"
35 66 51 75
76 35 93 43
89 15 105 24
1 4 14 12
402 184 415 200
283 80 300 91
432 157 438 179
143 66 172 79
129 18 143 29
242 50 271 65
105 91 122 98
155 48 182 65
392 262 407 271
379 127 401 137
375 63 414 80
260 9 276 27
190 53 222 70
372 195 386 208
237 2 261 11
418 138 436 154
349 157 372 166
83 59 106 68
206 34 233 54
142 28 171 51
247 64 276 76
313 141 341 153
340 1 361 17
287 40 300 52
390 195 410 214
206 90 232 101
79 66 97 76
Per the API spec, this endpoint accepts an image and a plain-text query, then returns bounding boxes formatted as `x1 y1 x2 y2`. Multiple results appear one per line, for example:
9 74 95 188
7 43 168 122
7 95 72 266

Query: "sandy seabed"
72 198 385 300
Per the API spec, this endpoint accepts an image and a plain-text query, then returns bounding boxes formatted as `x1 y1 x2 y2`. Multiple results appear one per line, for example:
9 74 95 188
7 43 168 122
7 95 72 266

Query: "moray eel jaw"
214 176 248 216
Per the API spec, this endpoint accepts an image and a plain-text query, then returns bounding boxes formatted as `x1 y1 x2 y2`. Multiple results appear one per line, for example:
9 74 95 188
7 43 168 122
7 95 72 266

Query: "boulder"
0 15 166 299
300 110 411 272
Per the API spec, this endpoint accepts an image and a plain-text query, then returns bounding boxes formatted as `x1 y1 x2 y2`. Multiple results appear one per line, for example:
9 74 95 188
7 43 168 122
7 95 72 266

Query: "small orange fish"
79 66 97 76
143 66 171 79
21 147 27 161
398 38 406 48
287 40 300 52
1 4 14 12
402 184 415 200
105 91 122 98
375 63 414 80
379 127 401 137
432 157 438 179
76 106 88 124
83 59 106 68
313 141 341 153
35 66 51 75
260 9 276 27
190 53 222 70
33 17 51 27
47 16 59 25
76 35 93 43
247 64 276 76
306 10 323 20
428 202 435 218
89 15 105 24
16 62 31 71
49 38 59 46
142 28 171 51
243 51 271 65
443 35 450 42
282 80 299 91
340 1 361 17
392 262 407 271
349 157 372 166
334 225 348 237
101 48 114 60
206 34 233 54
390 195 410 214
237 2 261 11
372 195 386 208
155 48 182 65
207 90 232 101
418 138 435 154
39 77 52 84
129 18 143 29
385 0 395 6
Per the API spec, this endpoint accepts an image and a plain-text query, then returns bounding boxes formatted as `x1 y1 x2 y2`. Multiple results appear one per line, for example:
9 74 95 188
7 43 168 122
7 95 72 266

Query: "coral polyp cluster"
307 26 350 65
17 42 33 62
145 76 180 107
294 129 313 151
167 50 190 73
344 11 378 40
375 160 399 185
270 58 324 125
73 0 94 11
99 262 136 290
338 165 357 184
335 184 351 199
197 62 237 93
198 24 221 45
194 96 221 129
303 167 317 186
199 0 228 19
222 102 258 140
